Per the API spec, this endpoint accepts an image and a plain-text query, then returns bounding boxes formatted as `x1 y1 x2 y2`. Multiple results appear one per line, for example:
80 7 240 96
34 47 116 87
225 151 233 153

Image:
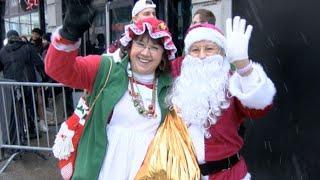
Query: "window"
110 5 132 42
10 16 20 32
31 12 40 30
20 14 31 35
5 19 10 33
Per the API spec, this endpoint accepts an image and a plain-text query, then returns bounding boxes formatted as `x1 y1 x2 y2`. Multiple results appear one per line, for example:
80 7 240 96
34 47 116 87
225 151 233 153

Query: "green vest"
72 55 172 180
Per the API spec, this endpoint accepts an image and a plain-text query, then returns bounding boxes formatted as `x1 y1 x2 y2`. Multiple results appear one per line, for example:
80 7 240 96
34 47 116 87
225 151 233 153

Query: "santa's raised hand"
225 16 253 63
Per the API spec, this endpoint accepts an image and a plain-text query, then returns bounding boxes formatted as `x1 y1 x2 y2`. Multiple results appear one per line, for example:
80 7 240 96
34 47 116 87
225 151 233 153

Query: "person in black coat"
0 30 47 140
30 28 44 55
0 30 45 82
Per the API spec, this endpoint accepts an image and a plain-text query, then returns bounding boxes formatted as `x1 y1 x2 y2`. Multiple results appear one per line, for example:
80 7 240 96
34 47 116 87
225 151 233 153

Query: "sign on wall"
21 0 39 11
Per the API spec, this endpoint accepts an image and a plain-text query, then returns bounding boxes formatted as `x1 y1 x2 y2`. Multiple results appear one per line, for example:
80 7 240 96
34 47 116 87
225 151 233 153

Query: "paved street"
0 125 62 180
0 151 62 180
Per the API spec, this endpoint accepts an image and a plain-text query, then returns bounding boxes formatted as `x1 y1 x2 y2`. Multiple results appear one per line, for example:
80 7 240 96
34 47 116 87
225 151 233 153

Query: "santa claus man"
169 16 276 179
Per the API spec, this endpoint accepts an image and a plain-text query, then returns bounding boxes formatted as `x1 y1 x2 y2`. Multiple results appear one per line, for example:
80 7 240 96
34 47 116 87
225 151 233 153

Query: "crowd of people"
0 28 50 143
1 0 276 179
0 22 106 144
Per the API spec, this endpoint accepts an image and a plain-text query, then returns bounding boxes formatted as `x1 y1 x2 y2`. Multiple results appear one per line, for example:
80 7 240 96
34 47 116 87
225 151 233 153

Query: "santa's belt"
199 152 241 176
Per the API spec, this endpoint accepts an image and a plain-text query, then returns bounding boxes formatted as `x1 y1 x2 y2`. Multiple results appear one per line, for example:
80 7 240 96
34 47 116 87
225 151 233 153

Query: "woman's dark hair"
121 32 171 74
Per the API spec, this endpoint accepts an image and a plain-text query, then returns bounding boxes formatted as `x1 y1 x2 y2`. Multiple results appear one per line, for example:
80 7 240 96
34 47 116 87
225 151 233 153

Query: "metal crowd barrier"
0 80 82 173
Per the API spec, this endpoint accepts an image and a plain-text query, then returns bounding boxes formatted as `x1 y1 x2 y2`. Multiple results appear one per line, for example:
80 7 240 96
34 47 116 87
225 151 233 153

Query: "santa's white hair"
168 54 231 138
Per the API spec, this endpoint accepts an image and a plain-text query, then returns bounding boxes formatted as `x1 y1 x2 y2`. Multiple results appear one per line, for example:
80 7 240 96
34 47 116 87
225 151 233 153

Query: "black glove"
60 0 96 42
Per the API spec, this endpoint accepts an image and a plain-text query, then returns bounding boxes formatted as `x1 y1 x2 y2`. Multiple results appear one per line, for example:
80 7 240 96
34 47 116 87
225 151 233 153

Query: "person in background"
171 9 217 77
35 32 53 133
169 17 276 179
132 0 156 23
191 8 216 26
42 32 52 59
30 27 44 55
0 30 47 138
20 35 29 43
93 33 106 55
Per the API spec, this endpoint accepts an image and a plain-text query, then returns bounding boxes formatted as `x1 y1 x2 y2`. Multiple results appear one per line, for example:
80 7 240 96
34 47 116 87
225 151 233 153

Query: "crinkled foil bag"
135 109 200 180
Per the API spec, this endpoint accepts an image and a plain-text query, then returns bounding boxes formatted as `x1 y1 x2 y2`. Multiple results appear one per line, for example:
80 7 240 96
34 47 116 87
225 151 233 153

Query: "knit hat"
120 17 177 60
132 0 156 17
6 30 19 39
184 23 225 53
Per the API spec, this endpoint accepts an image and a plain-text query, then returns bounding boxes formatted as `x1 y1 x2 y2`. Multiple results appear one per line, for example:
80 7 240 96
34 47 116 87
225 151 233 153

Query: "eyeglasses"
133 40 163 54
188 44 221 57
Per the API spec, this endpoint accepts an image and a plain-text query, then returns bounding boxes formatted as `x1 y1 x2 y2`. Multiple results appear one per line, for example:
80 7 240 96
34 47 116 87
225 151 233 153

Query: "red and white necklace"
127 64 157 119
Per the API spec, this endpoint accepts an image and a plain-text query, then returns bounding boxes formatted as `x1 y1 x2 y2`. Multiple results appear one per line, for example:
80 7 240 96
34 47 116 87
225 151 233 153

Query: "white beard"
169 54 231 138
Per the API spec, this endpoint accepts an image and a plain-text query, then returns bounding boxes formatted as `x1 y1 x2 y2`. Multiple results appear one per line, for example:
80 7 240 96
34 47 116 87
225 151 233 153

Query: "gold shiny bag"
135 109 200 180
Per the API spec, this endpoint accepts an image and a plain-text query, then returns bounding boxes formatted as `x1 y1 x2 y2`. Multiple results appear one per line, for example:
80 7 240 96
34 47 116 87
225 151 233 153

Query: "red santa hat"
170 24 225 78
120 17 177 60
184 23 225 53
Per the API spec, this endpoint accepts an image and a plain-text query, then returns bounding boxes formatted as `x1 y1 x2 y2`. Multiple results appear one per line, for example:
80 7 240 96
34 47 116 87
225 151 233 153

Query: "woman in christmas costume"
169 17 276 179
45 1 177 179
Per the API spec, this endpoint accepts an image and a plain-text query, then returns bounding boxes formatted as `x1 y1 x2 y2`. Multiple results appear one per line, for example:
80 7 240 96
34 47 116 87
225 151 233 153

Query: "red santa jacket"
170 57 275 180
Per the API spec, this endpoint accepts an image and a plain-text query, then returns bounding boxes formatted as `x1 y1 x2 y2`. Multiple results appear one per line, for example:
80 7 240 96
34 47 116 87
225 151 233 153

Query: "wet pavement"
0 125 62 180
0 151 62 180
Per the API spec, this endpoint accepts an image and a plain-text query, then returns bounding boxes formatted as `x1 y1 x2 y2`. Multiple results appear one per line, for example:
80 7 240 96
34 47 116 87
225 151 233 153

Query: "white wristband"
237 60 252 75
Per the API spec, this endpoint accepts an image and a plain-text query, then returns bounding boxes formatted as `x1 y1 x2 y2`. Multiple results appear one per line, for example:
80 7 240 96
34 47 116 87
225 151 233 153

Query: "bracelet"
236 60 253 75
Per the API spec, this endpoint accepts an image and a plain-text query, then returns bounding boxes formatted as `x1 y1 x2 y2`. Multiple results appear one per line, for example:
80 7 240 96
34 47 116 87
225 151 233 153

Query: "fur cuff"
51 26 81 52
52 122 75 160
229 62 276 109
105 48 121 62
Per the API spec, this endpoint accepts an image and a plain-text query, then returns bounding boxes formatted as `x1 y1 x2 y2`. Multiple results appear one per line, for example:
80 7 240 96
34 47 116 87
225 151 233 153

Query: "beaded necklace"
127 64 157 119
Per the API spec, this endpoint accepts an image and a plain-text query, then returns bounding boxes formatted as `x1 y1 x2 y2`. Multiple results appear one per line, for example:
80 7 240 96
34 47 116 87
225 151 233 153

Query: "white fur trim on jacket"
51 26 81 52
188 124 205 164
229 62 276 109
105 48 121 63
52 122 75 160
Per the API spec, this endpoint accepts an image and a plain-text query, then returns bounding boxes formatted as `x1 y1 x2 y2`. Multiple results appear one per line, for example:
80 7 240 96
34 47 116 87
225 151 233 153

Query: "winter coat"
0 40 45 82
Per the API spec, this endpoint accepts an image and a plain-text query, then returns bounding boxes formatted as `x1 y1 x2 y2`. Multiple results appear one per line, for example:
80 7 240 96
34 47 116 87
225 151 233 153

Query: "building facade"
4 0 231 53
4 0 48 37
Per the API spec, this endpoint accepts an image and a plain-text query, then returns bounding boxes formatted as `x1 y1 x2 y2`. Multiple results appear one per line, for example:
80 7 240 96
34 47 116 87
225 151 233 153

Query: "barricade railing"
0 80 82 173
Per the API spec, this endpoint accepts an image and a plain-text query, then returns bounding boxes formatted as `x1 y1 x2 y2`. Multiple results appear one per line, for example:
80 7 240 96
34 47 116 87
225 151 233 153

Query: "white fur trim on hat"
184 27 225 53
132 0 156 17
